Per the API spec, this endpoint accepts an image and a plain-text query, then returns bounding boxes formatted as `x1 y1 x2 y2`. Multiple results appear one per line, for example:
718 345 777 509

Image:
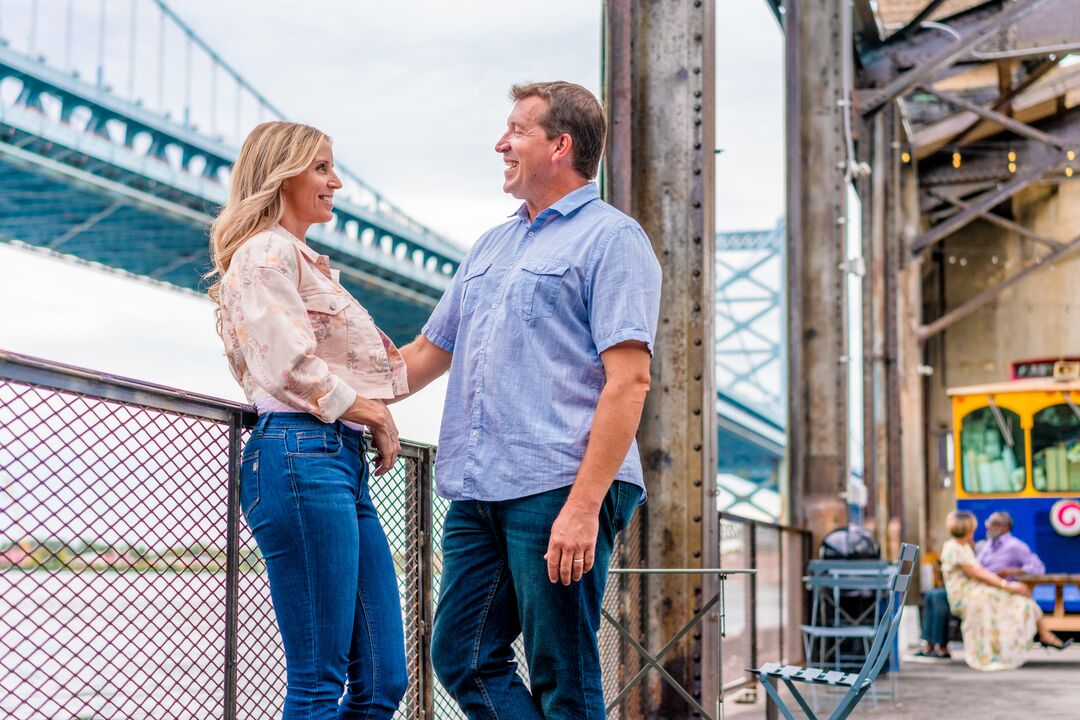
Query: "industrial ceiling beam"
860 0 1049 116
911 150 1061 255
918 85 1068 150
926 188 1064 251
947 56 1063 148
918 231 1080 340
884 0 950 47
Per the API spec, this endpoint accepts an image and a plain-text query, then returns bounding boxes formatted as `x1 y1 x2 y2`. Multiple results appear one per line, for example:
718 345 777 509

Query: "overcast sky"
0 1 784 443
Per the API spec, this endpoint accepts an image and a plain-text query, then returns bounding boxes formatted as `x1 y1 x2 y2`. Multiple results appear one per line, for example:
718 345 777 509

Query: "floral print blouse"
218 224 408 423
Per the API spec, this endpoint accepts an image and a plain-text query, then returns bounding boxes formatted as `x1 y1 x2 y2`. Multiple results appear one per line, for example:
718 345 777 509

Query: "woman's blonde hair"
946 510 977 538
206 121 329 330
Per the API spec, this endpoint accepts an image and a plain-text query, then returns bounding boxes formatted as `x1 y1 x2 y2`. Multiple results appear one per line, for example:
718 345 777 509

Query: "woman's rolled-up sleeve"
231 264 356 422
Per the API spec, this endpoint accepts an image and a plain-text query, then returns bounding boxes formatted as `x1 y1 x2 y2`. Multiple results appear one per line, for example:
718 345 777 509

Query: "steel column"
786 0 849 545
604 0 717 714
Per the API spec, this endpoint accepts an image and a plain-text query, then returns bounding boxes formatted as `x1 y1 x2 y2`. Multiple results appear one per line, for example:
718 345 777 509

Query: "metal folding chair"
749 543 919 720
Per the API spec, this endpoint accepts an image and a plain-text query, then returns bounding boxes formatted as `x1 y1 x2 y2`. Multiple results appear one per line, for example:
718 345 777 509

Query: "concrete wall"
922 180 1080 554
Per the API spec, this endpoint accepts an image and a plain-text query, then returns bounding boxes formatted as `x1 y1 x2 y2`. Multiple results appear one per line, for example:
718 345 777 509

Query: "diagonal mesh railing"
0 352 812 718
0 353 431 720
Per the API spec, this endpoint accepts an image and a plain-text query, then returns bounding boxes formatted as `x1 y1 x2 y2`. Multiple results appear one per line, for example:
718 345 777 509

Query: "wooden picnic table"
1016 574 1080 632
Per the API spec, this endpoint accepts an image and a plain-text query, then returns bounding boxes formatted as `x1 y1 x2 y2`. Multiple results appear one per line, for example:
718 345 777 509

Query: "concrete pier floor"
722 644 1080 719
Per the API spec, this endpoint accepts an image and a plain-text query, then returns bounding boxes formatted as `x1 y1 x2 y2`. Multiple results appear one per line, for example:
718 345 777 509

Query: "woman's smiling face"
282 139 341 226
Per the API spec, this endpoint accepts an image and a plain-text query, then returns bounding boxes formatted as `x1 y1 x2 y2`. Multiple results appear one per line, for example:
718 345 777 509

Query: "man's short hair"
946 510 977 538
510 81 606 180
989 511 1014 530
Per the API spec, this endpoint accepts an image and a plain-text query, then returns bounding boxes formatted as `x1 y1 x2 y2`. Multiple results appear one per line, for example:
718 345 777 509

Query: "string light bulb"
1067 166 1074 178
1068 150 1076 162
1008 150 1017 162
901 151 911 164
952 151 962 169
1009 162 1017 173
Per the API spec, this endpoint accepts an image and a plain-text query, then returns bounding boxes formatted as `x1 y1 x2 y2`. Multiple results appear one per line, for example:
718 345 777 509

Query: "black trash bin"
819 525 880 561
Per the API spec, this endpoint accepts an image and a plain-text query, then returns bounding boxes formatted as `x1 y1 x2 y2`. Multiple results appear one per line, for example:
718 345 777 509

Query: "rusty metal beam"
787 0 849 544
926 188 1065 250
860 0 1050 117
911 151 1061 254
884 0 950 47
605 0 717 714
918 85 1068 150
918 232 1080 340
948 56 1063 148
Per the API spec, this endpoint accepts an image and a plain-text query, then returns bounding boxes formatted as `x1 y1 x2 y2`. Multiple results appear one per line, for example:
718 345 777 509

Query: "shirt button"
528 231 535 237
475 387 481 393
329 301 338 310
491 303 498 310
471 430 478 437
480 342 486 349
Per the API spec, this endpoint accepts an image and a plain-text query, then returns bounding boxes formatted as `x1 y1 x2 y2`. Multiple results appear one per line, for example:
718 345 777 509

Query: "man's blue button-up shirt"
422 182 662 502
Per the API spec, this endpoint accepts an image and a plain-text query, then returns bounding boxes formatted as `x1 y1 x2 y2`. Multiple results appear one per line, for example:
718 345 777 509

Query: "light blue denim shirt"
422 183 661 502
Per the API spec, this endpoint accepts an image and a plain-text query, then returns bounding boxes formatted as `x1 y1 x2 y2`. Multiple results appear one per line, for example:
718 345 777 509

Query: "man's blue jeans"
431 481 641 719
921 587 951 647
241 413 408 719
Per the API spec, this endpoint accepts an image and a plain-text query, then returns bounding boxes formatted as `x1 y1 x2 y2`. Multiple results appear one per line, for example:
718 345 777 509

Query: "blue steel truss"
715 220 786 425
0 1 464 343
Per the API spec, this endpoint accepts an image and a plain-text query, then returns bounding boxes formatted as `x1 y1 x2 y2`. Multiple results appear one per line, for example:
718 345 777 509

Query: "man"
397 81 661 718
977 511 1045 577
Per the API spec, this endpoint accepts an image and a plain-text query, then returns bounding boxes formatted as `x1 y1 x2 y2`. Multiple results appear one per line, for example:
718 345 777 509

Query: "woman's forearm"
961 562 1010 588
339 394 392 429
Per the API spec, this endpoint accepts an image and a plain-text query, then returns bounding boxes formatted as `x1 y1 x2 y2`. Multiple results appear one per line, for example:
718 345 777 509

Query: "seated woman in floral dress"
941 510 1069 671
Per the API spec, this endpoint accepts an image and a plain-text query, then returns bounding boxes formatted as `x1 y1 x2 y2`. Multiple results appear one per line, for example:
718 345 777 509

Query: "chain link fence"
0 352 812 718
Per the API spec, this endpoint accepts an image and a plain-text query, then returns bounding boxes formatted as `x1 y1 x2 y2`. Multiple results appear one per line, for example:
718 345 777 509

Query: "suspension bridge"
0 0 786 509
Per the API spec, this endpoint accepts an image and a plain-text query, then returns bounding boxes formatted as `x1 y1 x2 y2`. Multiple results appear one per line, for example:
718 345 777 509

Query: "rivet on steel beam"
694 90 702 98
693 478 702 487
693 67 700 74
694 168 701 175
692 269 701 277
694 373 702 381
694 443 702 451
694 338 702 346
693 515 702 523
693 235 701 244
694 104 701 112
693 201 701 208
693 407 701 415
695 142 702 149
693 303 701 312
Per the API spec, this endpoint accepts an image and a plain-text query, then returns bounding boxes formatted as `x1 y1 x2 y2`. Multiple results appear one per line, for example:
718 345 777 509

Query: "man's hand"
545 501 600 585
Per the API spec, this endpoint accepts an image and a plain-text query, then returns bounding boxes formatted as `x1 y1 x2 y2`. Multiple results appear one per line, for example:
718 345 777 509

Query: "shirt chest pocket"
460 261 493 317
513 259 571 322
302 291 349 343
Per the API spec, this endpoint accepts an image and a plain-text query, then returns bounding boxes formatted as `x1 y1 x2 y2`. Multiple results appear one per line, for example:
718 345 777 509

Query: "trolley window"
960 406 1025 494
1032 403 1080 492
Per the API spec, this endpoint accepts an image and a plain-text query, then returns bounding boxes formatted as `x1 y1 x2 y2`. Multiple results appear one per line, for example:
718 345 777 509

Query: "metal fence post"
223 412 243 720
418 447 435 720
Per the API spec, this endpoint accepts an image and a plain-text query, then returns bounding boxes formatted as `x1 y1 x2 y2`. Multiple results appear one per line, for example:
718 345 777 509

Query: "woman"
207 121 409 718
940 510 1068 671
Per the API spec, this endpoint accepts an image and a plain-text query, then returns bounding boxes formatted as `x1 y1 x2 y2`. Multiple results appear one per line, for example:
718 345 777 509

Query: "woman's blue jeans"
241 413 408 719
430 481 641 720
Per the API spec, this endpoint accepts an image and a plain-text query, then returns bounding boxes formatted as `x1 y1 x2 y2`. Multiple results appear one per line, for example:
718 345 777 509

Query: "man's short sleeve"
587 224 662 355
421 264 464 353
